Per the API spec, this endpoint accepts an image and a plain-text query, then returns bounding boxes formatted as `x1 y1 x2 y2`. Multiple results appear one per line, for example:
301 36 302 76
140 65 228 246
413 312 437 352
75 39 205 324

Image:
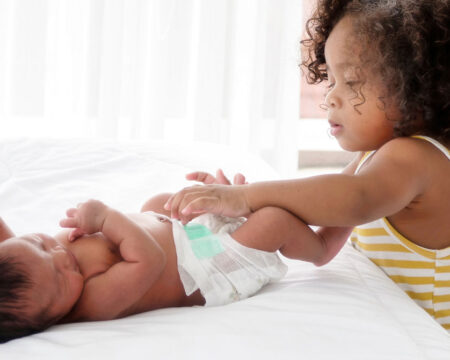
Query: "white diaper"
170 213 288 306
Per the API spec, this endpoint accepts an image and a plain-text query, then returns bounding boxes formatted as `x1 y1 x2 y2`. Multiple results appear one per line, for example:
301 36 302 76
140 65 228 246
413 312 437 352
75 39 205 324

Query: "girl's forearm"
245 174 370 227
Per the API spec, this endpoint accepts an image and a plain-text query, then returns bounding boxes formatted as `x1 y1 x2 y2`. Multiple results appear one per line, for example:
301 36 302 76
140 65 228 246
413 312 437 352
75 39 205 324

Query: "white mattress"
0 138 449 359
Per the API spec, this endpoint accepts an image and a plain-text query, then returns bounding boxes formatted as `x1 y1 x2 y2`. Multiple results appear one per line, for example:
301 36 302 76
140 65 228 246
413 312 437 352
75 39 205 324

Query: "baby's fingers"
68 228 86 242
59 217 78 228
65 207 78 217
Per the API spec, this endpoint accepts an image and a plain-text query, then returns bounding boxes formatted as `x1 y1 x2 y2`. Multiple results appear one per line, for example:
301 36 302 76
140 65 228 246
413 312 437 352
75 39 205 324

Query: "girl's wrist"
242 183 254 214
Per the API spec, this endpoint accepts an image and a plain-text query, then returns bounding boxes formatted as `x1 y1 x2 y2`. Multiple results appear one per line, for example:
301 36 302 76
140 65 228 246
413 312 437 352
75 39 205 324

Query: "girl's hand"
164 184 251 224
186 168 247 186
59 199 108 241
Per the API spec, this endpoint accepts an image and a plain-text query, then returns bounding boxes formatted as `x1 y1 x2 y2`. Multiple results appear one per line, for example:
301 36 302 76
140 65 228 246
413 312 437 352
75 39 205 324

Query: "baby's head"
0 234 84 342
301 0 450 145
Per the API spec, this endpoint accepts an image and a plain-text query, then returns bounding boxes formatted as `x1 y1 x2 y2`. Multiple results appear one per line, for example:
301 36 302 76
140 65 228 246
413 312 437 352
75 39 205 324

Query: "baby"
0 170 331 342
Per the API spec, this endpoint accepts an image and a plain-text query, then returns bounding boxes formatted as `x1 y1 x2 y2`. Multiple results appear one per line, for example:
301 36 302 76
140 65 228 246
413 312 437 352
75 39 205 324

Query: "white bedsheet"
0 138 449 360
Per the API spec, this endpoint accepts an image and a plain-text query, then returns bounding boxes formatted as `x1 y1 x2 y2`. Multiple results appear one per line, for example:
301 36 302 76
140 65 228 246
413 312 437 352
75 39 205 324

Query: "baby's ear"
0 217 15 242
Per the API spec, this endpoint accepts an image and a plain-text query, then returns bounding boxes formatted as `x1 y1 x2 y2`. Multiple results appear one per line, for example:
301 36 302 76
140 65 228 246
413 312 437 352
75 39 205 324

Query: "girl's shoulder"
361 136 449 173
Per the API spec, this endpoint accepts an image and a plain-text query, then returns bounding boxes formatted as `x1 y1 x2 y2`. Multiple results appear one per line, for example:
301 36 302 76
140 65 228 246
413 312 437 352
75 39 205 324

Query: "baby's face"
0 234 84 321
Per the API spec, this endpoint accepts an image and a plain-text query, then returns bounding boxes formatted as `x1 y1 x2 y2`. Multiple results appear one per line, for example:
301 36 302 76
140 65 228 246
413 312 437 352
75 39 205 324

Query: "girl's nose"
325 89 341 109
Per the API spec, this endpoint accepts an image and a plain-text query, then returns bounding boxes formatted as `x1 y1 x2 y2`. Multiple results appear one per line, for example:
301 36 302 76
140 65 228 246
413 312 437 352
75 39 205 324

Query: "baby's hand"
186 169 247 186
59 199 108 241
164 184 250 224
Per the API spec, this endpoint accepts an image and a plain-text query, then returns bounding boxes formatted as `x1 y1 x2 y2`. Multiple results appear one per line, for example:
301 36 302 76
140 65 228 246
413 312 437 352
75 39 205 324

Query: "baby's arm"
60 200 166 320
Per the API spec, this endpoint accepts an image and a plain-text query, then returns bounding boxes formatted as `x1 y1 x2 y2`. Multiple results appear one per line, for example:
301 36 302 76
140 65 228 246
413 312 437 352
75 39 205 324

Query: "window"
297 0 353 172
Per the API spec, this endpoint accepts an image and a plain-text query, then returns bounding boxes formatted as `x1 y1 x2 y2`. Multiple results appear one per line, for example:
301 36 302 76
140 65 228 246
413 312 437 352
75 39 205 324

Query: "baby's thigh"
140 192 172 216
231 207 295 252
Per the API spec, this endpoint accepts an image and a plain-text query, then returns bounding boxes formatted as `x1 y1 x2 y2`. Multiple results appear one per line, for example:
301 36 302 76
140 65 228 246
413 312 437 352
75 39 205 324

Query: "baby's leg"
231 207 330 265
140 193 172 217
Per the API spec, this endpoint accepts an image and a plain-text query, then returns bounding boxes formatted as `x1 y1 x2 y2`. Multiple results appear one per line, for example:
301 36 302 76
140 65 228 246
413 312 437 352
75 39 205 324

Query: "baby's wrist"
98 205 112 230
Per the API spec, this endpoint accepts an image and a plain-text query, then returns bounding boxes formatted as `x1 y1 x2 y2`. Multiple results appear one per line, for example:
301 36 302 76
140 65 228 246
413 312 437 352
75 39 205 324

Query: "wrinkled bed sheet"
0 138 449 360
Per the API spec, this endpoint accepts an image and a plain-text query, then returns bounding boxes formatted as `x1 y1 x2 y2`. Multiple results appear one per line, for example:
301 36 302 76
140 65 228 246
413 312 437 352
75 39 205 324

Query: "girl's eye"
327 83 335 89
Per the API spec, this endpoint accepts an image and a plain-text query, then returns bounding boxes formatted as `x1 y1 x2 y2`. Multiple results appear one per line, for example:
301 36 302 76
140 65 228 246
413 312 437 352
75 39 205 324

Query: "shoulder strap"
412 135 450 160
354 151 376 174
355 136 449 174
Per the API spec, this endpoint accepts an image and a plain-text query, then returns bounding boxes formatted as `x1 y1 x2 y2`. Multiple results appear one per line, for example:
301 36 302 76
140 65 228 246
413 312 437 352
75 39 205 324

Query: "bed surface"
0 138 449 360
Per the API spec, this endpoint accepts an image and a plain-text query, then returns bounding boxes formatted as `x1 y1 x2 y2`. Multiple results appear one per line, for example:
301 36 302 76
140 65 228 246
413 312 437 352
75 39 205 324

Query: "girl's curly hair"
301 0 450 144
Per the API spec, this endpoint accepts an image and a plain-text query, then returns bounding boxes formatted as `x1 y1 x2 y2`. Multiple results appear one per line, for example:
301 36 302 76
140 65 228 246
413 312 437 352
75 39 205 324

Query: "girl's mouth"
329 122 343 136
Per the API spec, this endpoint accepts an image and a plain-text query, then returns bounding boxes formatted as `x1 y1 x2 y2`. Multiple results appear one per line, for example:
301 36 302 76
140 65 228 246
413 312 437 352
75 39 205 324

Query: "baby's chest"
73 233 122 279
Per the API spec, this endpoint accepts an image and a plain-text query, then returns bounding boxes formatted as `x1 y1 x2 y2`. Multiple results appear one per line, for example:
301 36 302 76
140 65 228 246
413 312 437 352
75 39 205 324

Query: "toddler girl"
165 0 450 330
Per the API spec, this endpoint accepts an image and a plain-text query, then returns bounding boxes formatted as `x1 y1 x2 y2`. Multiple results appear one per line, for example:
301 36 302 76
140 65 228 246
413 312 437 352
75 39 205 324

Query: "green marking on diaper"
184 223 224 259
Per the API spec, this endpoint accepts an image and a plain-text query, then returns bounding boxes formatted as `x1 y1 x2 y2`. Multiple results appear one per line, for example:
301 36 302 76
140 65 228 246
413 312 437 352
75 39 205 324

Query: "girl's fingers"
164 194 174 210
169 188 202 220
233 173 246 185
181 196 218 216
186 171 216 184
179 196 219 224
167 191 184 219
215 169 231 185
185 169 233 185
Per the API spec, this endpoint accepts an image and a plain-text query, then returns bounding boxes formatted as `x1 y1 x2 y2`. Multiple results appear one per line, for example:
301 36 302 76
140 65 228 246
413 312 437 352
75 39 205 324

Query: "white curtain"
0 0 302 176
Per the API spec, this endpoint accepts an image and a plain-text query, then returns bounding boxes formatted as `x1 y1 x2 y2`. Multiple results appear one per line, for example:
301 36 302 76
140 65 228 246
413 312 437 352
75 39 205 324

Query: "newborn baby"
0 171 329 342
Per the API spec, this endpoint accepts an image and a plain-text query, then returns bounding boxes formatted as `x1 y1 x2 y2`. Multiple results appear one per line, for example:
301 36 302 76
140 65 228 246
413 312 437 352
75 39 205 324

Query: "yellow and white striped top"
351 136 450 331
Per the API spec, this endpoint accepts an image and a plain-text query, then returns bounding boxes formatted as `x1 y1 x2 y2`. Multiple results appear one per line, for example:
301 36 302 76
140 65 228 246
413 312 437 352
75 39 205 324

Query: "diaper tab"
183 223 224 259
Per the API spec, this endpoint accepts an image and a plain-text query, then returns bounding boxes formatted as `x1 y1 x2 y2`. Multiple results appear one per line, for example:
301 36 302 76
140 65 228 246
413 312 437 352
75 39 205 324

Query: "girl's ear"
0 218 15 242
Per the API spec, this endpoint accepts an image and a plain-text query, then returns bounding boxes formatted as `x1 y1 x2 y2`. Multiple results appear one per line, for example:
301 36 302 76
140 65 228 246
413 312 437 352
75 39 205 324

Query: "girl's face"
324 16 396 152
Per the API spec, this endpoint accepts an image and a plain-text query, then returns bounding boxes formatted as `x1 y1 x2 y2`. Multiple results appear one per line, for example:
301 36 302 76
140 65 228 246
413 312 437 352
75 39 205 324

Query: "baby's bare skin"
1 170 329 325
58 195 205 323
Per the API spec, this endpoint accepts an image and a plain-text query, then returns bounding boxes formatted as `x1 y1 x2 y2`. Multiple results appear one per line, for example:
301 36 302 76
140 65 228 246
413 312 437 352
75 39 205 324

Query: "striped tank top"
351 136 450 330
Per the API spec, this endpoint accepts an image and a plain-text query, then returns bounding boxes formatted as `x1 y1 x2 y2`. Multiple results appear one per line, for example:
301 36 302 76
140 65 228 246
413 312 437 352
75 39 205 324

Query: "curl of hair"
0 256 56 343
301 0 450 143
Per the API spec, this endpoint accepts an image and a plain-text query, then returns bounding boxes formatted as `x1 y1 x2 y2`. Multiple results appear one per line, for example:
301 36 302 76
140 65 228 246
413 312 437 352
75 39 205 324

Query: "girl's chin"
336 139 360 152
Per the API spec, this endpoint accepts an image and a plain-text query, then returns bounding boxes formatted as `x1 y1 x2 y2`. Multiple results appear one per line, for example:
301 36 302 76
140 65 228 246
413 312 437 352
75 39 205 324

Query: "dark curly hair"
301 0 450 144
0 255 56 343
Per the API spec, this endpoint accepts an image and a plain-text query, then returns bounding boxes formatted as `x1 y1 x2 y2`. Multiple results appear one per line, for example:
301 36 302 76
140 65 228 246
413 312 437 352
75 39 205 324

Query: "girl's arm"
166 138 427 227
245 138 426 226
60 200 166 320
222 157 362 266
306 152 363 264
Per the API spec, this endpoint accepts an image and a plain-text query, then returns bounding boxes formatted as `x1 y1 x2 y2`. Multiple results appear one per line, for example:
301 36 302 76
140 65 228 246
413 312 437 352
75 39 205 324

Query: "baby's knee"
140 193 172 213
